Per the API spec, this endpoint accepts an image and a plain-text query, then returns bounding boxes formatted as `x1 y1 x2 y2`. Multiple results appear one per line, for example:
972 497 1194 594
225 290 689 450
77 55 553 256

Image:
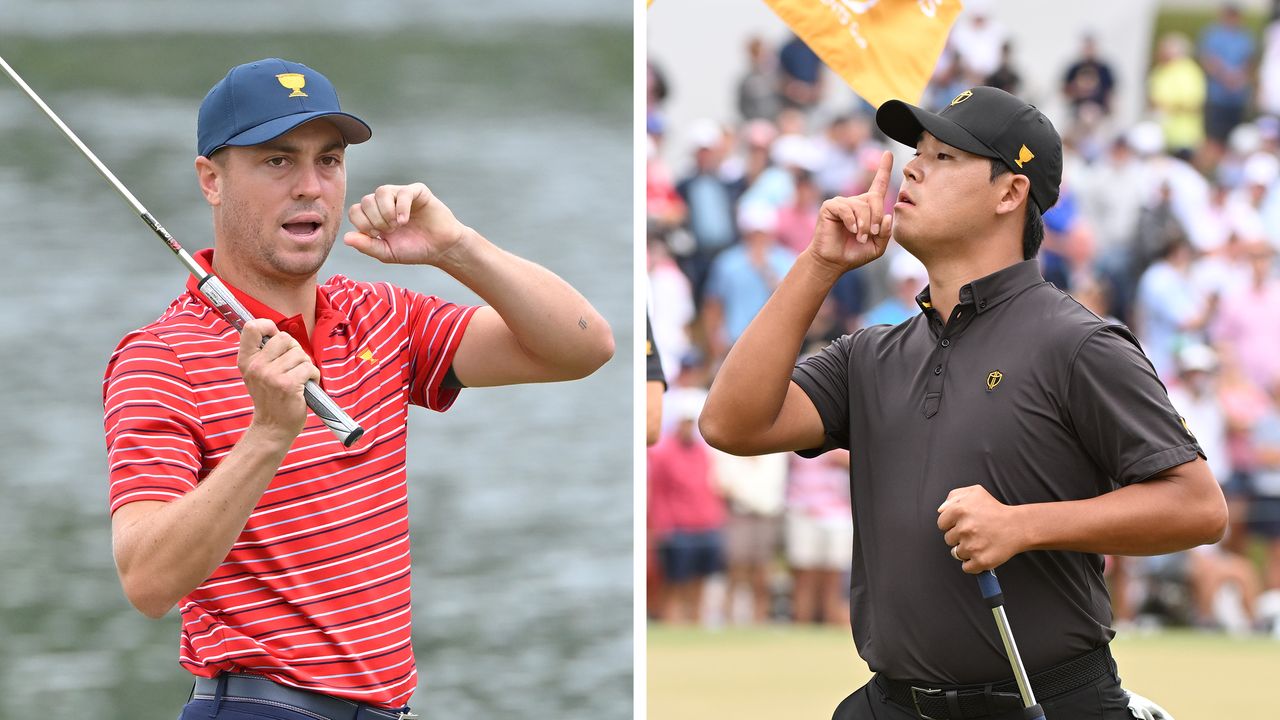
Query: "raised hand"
344 183 468 266
808 150 895 276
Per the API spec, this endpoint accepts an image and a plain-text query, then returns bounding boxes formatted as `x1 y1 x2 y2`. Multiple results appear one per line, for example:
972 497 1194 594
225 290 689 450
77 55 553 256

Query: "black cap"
875 86 1062 212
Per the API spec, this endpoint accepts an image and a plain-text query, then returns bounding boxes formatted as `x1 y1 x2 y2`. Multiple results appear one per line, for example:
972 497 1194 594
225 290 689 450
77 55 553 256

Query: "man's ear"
995 173 1031 218
195 155 222 206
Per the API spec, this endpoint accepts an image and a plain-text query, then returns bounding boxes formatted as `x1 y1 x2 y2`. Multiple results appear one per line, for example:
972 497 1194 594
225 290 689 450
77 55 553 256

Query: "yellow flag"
762 0 962 108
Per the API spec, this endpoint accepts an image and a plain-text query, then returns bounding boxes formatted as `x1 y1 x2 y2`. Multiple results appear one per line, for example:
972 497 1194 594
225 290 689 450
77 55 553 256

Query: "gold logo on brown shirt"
986 370 1003 391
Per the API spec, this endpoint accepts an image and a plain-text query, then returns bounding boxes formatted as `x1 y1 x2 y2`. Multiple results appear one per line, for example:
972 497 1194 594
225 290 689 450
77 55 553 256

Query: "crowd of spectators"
647 3 1280 635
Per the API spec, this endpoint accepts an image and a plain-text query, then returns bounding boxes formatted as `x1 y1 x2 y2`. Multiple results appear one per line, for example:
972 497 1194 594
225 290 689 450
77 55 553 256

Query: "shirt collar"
185 247 342 328
915 259 1044 315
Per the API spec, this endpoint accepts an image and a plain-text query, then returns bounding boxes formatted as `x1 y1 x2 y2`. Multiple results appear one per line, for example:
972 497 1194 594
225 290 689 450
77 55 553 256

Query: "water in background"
0 3 633 718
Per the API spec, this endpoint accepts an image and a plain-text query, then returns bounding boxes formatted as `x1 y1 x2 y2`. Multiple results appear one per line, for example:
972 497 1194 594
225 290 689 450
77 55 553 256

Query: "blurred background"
648 0 1280 717
0 2 632 719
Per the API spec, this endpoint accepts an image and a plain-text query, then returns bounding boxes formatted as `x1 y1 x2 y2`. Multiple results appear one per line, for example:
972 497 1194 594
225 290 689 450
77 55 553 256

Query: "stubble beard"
261 222 338 280
220 200 338 283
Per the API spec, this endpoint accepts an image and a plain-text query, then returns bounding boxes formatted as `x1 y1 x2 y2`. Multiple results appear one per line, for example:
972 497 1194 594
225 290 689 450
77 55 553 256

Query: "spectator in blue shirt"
1200 4 1256 143
862 251 928 328
702 202 797 362
677 120 739 302
779 34 823 111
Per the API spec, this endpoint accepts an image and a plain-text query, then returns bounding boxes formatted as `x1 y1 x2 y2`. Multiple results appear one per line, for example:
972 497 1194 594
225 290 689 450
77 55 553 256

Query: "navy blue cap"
197 58 371 158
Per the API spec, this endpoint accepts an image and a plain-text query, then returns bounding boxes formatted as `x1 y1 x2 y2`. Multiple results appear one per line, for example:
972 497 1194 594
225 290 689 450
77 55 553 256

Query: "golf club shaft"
978 570 1046 719
0 54 364 447
991 604 1035 704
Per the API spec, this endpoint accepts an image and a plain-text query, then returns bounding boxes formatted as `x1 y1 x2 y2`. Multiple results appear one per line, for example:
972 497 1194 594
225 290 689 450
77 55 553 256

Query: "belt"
192 674 418 720
878 645 1113 720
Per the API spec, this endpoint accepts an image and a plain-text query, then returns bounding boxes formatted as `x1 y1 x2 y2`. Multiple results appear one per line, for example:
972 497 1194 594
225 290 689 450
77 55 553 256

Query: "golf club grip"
1023 705 1046 720
303 380 364 447
197 275 364 447
978 570 1005 608
0 57 368 443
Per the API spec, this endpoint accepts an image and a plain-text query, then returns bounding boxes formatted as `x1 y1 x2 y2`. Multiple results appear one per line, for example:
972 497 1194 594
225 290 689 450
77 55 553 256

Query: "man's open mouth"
283 221 321 236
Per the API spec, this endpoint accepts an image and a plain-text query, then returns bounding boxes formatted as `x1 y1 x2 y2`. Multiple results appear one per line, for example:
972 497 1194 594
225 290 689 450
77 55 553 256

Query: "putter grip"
197 275 365 447
303 380 364 447
1023 705 1046 720
978 570 1005 608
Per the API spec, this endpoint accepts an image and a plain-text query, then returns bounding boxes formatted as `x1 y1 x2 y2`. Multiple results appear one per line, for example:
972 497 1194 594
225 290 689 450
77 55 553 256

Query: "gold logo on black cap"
986 370 1003 391
950 90 972 106
1015 144 1034 168
276 73 308 98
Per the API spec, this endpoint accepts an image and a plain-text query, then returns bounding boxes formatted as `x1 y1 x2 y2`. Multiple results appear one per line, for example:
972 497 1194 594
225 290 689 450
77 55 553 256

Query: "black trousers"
832 672 1132 720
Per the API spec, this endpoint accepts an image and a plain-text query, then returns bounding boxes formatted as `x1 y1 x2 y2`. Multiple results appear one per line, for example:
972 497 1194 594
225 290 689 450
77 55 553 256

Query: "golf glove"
1125 689 1173 720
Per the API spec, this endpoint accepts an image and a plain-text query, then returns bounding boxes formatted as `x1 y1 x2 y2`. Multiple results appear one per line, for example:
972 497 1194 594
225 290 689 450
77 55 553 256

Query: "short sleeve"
401 287 477 411
646 316 666 388
103 331 203 514
1063 326 1204 487
791 333 854 457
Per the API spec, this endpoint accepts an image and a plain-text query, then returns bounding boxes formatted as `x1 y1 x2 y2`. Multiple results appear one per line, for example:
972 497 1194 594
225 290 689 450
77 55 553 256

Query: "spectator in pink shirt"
786 450 853 625
1217 354 1275 556
1214 242 1280 395
648 389 726 624
776 170 822 254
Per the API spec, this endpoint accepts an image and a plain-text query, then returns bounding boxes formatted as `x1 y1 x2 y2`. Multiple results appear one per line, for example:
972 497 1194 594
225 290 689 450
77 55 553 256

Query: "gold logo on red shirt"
358 348 377 364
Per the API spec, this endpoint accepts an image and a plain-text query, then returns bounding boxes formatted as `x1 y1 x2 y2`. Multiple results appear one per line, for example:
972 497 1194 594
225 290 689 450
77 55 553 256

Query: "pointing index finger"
867 151 894 234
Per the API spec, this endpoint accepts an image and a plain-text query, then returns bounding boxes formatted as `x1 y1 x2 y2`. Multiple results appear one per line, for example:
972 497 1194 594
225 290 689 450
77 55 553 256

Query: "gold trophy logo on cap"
276 73 308 98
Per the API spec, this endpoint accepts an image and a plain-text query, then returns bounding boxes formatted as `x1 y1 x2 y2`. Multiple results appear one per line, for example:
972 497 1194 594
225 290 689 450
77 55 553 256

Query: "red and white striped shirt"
104 248 476 708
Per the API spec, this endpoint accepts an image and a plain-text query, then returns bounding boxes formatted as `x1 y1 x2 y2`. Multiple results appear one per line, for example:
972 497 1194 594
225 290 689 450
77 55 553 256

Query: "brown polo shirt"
792 259 1202 685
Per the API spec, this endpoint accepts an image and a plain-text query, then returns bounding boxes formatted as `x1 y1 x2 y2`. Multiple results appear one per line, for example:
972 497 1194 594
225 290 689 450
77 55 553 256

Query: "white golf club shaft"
0 54 364 447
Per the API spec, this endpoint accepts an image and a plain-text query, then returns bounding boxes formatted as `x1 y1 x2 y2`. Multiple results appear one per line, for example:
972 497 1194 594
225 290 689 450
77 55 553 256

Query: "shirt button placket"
936 336 951 374
924 337 948 417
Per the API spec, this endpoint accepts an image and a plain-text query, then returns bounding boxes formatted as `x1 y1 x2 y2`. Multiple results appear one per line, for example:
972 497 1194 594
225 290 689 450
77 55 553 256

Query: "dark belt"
192 674 417 720
878 645 1114 720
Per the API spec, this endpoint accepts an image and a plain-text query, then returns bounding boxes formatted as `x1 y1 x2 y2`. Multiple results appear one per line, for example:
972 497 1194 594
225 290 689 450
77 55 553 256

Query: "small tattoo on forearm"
578 317 588 330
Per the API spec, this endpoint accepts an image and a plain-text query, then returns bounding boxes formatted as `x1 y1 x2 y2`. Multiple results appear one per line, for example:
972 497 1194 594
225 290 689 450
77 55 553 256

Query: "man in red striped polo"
102 58 614 720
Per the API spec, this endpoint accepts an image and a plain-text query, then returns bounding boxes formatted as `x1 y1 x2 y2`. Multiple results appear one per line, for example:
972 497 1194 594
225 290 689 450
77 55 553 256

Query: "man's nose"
902 154 922 183
293 161 323 199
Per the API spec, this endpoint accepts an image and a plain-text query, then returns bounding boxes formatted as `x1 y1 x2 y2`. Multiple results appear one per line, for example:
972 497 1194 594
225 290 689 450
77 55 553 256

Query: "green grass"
648 624 1280 719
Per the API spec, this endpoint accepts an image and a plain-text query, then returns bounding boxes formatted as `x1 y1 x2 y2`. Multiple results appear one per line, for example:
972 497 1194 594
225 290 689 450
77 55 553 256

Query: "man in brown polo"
699 87 1224 719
